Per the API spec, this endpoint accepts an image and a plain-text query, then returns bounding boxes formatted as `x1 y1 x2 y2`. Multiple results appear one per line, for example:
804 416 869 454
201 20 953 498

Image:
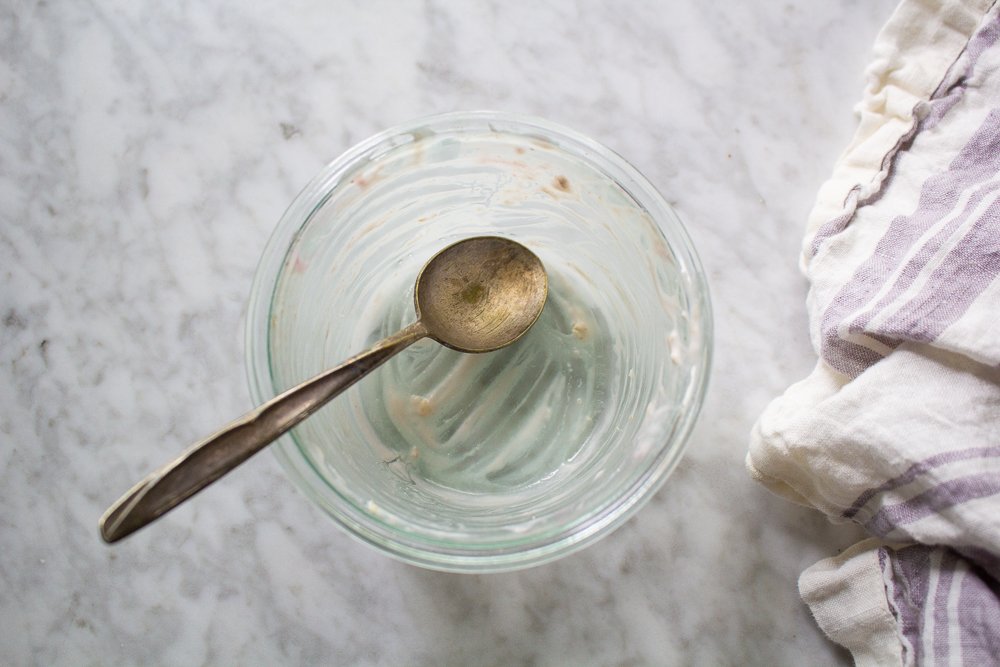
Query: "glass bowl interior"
245 111 712 572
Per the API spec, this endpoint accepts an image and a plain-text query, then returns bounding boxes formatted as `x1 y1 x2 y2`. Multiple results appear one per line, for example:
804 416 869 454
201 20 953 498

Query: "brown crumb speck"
351 165 383 191
554 175 571 192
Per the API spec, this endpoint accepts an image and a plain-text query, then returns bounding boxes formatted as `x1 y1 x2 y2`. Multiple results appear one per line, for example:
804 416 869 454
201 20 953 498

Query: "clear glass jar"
245 111 712 572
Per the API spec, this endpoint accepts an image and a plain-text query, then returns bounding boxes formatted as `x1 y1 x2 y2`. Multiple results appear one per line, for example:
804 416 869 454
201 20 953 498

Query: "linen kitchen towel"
748 0 1000 664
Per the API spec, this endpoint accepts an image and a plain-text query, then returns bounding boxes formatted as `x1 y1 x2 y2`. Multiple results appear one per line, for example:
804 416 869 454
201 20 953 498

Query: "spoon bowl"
417 236 548 352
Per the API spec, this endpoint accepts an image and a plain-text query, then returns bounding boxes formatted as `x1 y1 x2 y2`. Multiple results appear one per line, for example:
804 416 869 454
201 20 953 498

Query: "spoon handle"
99 320 428 544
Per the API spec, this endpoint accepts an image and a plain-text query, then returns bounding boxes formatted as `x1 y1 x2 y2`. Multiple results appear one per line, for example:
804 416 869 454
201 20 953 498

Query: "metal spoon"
99 236 548 543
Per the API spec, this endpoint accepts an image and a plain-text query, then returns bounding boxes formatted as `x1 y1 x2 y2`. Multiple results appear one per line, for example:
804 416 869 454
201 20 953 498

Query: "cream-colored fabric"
799 539 903 667
748 0 1000 663
801 0 992 271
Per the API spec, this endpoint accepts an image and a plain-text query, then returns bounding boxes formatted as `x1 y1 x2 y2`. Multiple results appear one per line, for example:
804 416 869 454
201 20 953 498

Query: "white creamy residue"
360 269 611 494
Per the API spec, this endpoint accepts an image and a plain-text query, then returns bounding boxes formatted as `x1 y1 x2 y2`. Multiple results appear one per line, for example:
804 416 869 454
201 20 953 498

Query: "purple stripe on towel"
877 195 1000 342
887 545 932 665
844 445 1000 520
845 182 1000 336
820 337 884 377
865 471 1000 538
884 545 1000 664
818 109 1000 376
958 563 1000 662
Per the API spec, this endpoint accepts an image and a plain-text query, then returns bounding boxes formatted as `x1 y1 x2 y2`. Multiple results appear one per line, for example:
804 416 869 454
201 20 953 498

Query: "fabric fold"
799 539 903 667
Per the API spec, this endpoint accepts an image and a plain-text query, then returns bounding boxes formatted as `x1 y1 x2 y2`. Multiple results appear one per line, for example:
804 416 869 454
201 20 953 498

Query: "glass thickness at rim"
244 111 713 572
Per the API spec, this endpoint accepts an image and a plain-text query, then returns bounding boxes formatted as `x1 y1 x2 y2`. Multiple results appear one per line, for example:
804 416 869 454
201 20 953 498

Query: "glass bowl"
245 111 712 572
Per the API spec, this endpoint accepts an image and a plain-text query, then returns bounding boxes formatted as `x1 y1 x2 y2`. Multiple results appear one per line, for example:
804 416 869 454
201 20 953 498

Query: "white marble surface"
0 1 898 664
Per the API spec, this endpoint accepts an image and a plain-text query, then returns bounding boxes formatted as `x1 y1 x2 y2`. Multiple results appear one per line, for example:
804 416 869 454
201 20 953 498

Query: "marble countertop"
1 1 898 664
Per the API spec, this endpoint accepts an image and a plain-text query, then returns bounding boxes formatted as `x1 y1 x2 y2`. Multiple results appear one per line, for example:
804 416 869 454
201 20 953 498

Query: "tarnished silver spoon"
100 236 548 543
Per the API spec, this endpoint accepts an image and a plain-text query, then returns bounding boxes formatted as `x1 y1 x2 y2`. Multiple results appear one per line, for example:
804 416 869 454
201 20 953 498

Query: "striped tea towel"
748 0 1000 664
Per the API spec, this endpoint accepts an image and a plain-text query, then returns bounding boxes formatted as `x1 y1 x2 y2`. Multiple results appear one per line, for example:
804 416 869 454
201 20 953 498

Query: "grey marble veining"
1 1 896 664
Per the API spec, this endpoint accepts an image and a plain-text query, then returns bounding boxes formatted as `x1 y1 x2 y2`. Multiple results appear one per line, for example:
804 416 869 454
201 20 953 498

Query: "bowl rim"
244 110 713 572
